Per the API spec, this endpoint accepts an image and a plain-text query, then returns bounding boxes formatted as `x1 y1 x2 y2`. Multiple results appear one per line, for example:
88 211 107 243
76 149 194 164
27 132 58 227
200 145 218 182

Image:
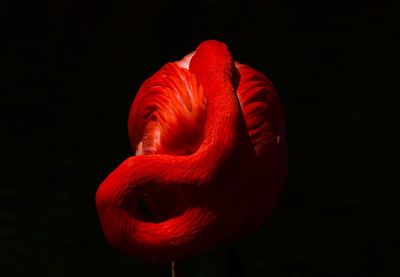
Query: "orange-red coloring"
96 40 287 263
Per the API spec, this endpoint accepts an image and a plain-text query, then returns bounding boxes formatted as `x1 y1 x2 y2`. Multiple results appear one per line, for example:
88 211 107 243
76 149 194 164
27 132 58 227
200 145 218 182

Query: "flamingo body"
96 40 287 263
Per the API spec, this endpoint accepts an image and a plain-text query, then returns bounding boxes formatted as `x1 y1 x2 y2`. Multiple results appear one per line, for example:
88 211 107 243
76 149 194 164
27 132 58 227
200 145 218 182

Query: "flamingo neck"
95 41 246 262
194 70 238 182
187 41 240 182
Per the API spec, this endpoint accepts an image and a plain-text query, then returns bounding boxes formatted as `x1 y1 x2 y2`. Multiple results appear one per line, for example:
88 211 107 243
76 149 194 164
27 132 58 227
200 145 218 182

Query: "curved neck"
131 41 242 254
95 41 244 262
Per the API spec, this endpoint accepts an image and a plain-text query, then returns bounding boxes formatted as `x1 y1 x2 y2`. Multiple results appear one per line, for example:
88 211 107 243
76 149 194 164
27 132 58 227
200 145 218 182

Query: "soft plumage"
96 40 287 263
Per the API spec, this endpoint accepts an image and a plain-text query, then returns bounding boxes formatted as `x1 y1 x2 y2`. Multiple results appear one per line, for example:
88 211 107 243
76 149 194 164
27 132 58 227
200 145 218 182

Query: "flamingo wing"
128 62 206 156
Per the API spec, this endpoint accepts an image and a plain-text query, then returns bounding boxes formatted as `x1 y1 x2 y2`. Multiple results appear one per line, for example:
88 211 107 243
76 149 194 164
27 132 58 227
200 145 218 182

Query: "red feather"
96 40 287 263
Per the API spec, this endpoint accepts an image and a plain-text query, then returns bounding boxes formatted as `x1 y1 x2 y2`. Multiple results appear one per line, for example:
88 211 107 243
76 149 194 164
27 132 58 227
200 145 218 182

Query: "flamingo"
95 40 287 265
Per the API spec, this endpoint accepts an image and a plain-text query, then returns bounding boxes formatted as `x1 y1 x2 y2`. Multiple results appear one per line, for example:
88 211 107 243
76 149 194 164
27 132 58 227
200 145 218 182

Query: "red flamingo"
96 40 287 264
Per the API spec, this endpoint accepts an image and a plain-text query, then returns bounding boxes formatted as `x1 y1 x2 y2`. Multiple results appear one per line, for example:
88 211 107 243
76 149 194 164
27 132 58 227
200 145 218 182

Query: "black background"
2 1 396 276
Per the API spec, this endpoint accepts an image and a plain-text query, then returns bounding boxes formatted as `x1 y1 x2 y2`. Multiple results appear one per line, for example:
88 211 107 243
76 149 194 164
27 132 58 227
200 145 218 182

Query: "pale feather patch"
175 51 195 70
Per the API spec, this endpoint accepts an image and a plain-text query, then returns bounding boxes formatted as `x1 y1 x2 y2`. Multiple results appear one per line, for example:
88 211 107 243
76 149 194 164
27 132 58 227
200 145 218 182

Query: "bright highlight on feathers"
96 40 287 263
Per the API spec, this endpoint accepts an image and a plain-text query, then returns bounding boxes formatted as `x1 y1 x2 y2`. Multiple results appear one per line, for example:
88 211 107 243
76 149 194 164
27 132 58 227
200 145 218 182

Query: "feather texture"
96 40 287 263
129 62 206 156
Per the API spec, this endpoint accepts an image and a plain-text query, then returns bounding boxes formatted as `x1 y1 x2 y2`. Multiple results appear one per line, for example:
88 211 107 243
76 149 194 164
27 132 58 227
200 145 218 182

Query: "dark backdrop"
3 1 395 276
